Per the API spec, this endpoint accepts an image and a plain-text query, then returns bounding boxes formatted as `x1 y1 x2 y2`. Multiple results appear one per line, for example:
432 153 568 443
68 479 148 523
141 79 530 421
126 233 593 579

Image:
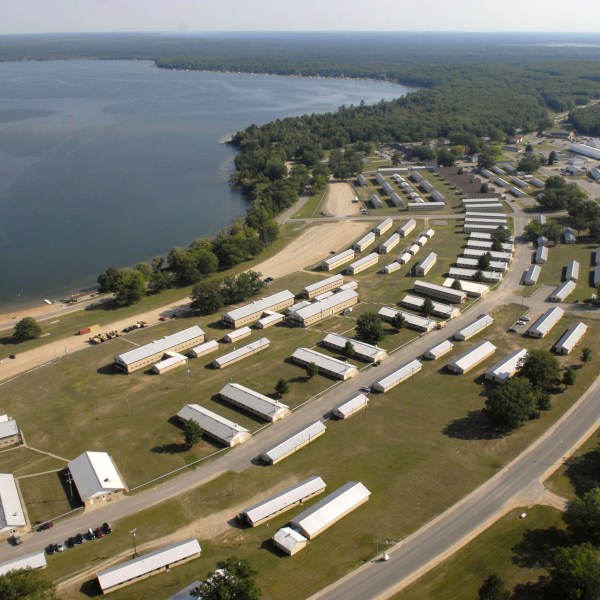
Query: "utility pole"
130 528 138 558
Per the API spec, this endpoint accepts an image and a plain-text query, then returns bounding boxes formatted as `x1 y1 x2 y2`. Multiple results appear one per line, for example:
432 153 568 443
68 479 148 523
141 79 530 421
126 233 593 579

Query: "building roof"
417 252 437 270
550 280 576 301
485 349 528 383
213 338 270 368
442 278 490 296
290 482 371 539
224 326 252 341
524 265 541 283
378 307 435 331
68 452 126 502
97 539 201 592
241 476 327 526
273 527 308 554
322 333 386 362
219 383 289 420
374 359 423 391
555 322 588 354
115 325 204 367
222 291 294 323
348 253 379 270
289 290 359 322
414 280 467 301
191 340 219 356
303 274 344 295
168 581 203 600
262 421 326 464
322 249 355 268
333 394 369 418
447 341 497 373
455 315 494 340
0 417 19 440
0 474 26 531
398 219 417 234
425 340 454 359
354 232 376 248
565 260 580 281
527 307 565 336
177 405 250 446
0 552 46 577
292 347 358 378
374 218 393 233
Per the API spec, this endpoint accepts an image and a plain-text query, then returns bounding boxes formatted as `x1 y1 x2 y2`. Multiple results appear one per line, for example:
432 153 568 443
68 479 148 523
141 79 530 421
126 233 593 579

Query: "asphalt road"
312 376 600 600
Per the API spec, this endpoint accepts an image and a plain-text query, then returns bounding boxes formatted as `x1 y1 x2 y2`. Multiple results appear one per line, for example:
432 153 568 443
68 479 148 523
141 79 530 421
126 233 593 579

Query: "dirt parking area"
322 182 361 217
251 221 368 278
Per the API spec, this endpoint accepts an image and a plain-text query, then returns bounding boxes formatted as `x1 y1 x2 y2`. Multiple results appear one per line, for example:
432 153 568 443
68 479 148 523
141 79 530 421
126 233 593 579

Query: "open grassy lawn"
395 506 565 600
294 190 327 219
44 302 600 599
0 447 66 476
546 428 600 501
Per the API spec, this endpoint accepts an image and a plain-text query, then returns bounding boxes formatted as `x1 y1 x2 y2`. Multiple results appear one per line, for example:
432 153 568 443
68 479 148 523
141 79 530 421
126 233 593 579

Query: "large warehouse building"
114 325 205 374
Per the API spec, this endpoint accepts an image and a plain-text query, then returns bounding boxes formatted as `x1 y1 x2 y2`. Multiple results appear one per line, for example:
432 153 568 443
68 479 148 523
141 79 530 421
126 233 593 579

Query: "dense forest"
569 102 600 136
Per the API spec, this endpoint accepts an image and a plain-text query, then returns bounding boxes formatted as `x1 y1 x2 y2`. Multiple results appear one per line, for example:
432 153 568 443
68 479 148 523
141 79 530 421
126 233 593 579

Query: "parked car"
55 542 64 552
94 527 105 538
360 386 372 393
102 522 112 534
45 544 56 555
522 316 530 321
75 533 85 544
37 521 54 532
65 537 76 548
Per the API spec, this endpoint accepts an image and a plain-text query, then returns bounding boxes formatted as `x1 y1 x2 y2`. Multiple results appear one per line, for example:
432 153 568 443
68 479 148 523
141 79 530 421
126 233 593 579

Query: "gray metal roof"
348 252 379 270
455 314 494 340
219 383 289 420
97 539 201 592
424 340 454 359
0 417 19 440
555 322 588 354
176 405 250 446
241 476 326 526
292 347 358 378
378 307 435 331
322 333 387 362
374 359 423 391
333 394 369 418
290 482 370 539
527 307 565 336
68 451 126 502
550 280 576 302
213 338 270 368
322 249 355 268
447 341 497 373
485 349 528 383
115 325 204 367
262 421 326 464
222 291 294 323
289 289 358 321
303 274 344 294
0 552 46 576
0 474 26 531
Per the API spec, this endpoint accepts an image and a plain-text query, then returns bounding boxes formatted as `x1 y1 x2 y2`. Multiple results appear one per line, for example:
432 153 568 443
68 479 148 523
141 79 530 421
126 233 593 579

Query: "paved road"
312 376 600 600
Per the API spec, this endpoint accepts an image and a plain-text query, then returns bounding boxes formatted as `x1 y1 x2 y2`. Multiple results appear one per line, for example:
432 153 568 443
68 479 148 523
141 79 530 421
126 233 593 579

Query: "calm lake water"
0 60 409 308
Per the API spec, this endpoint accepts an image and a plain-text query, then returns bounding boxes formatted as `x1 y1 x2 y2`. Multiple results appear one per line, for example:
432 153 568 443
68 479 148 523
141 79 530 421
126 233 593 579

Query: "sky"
2 0 600 35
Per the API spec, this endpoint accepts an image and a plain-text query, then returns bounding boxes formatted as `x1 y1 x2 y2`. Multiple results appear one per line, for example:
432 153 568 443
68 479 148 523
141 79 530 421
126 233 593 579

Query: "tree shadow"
562 443 600 497
150 443 188 454
511 526 569 569
442 410 504 440
512 576 551 600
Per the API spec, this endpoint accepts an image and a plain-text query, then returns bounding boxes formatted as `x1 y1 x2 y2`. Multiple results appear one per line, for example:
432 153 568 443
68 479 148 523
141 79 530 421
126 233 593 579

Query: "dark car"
65 537 76 548
102 522 112 534
45 544 56 555
9 354 16 359
94 527 105 538
37 521 54 532
85 529 95 541
75 533 85 544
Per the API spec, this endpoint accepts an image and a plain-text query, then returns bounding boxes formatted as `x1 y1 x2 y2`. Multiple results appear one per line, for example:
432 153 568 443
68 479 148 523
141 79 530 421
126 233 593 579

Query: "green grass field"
6 210 600 598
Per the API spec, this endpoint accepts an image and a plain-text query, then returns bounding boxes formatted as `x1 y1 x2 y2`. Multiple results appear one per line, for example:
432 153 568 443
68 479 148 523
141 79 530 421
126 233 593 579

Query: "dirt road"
322 182 361 217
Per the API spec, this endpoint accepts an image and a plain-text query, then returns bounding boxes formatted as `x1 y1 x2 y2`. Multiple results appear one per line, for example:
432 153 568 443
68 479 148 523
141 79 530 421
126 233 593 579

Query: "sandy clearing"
322 182 361 217
251 220 369 279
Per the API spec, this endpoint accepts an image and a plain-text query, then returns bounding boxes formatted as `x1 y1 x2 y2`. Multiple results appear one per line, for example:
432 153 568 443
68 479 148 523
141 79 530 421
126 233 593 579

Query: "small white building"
383 261 402 274
414 280 467 303
190 340 219 359
347 253 379 275
485 349 528 384
414 252 437 276
223 327 252 343
423 340 454 360
526 307 565 338
273 527 308 556
398 252 413 265
292 348 358 380
407 243 421 256
219 383 290 423
257 312 285 329
289 482 371 540
68 451 127 508
374 218 393 236
303 274 344 299
446 341 497 374
379 233 400 254
0 416 20 448
442 278 490 298
97 539 201 594
554 322 588 355
261 421 326 465
549 280 576 303
523 265 541 286
321 333 387 363
353 232 376 252
0 474 27 539
176 404 251 447
378 307 436 332
534 245 549 264
322 249 355 271
152 352 188 375
563 227 577 243
454 314 494 341
241 476 326 527
401 295 460 319
373 359 423 392
462 249 512 263
397 219 417 237
213 338 270 369
564 260 580 282
333 394 369 419
448 267 502 284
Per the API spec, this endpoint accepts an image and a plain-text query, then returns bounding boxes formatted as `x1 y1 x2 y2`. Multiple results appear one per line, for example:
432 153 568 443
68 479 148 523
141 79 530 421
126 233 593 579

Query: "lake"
0 60 410 308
